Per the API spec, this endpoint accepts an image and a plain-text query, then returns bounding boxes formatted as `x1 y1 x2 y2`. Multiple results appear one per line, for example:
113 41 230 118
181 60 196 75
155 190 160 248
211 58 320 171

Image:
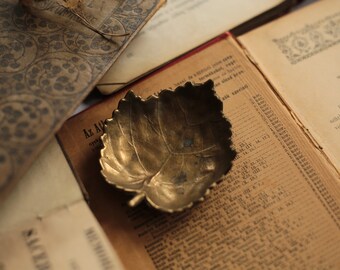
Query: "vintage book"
0 0 165 202
0 138 124 269
97 0 302 94
238 0 340 173
56 1 340 268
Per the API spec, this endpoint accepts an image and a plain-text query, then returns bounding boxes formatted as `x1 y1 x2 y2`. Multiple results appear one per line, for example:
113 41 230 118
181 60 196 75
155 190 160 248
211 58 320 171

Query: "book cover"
0 0 165 201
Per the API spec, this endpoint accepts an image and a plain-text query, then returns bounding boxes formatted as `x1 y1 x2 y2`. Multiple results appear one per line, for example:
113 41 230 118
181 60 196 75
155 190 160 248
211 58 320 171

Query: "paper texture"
0 137 124 269
97 0 285 94
0 0 164 201
239 0 340 172
58 35 340 269
0 200 123 270
0 138 83 232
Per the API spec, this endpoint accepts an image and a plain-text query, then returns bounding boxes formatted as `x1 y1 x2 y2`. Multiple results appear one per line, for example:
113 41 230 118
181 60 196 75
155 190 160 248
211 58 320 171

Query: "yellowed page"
58 35 340 269
0 200 123 270
239 0 340 171
98 0 284 94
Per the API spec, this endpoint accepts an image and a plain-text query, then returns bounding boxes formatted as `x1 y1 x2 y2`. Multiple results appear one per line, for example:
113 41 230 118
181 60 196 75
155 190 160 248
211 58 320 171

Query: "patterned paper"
0 0 163 198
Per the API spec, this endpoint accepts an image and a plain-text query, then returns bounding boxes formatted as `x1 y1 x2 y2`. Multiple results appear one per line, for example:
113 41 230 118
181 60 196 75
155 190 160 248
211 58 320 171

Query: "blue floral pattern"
0 0 160 194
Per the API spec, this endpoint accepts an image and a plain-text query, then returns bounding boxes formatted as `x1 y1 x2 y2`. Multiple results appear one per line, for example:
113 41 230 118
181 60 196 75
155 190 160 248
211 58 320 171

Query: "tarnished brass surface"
100 80 236 212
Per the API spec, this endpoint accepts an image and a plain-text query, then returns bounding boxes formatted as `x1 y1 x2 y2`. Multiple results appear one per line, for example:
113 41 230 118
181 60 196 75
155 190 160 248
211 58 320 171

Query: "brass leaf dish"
100 80 236 212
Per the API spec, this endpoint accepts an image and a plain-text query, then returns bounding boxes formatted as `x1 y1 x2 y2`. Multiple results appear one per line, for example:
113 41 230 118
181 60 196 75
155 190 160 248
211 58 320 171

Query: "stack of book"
1 0 340 269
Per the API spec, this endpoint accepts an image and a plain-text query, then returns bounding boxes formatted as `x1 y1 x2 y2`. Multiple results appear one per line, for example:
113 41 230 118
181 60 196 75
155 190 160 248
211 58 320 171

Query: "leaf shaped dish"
100 80 236 212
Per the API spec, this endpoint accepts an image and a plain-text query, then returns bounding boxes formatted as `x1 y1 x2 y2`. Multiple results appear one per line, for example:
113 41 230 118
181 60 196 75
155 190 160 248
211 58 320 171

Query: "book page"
0 200 123 270
0 138 83 232
239 0 340 172
0 138 124 269
58 35 340 269
97 0 284 94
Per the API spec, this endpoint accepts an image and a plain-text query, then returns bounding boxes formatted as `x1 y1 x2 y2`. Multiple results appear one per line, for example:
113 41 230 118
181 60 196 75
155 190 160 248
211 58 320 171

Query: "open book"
97 0 302 94
55 1 340 268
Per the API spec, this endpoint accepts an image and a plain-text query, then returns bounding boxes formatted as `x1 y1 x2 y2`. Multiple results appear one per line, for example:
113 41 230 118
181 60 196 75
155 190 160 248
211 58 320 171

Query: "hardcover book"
55 1 340 268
